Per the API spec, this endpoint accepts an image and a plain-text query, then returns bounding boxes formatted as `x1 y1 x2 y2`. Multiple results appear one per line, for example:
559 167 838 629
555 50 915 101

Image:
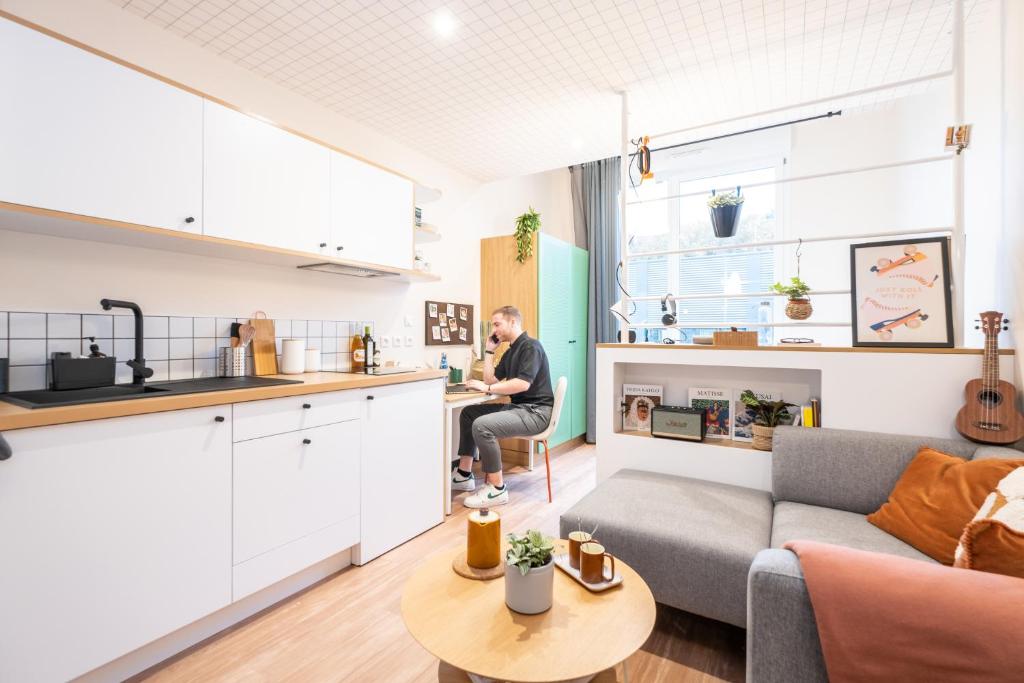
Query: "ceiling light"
432 9 457 38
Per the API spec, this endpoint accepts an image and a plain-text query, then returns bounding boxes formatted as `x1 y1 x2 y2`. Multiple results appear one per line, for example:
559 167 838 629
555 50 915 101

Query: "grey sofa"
560 426 1020 682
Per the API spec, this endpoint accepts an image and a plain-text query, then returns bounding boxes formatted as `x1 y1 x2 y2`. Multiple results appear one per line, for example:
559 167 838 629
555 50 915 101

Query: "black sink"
1 376 303 409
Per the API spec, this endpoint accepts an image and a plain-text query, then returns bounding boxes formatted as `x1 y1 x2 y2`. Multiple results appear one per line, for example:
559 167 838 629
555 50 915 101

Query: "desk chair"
524 376 567 503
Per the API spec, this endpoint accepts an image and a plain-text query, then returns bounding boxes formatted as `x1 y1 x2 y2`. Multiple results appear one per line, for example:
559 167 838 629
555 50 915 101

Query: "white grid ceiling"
108 0 989 181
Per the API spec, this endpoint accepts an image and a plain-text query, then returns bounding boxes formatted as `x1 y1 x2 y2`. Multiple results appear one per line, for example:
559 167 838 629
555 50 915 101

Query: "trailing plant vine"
514 207 542 263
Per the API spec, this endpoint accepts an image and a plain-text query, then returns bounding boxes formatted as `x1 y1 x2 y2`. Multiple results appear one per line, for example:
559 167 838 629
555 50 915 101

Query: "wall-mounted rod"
629 321 853 329
629 289 851 303
637 111 841 157
627 154 954 206
647 70 953 141
626 226 952 260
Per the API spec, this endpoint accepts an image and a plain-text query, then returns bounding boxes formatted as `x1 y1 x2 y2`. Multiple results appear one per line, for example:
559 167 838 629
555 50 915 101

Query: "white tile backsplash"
9 312 46 339
1 309 365 391
48 313 81 338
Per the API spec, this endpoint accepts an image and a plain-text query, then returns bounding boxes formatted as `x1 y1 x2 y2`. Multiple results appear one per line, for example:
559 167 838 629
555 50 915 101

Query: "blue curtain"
569 157 620 443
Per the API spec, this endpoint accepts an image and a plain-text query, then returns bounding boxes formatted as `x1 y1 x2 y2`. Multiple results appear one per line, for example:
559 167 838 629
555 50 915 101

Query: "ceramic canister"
466 508 501 569
281 339 305 374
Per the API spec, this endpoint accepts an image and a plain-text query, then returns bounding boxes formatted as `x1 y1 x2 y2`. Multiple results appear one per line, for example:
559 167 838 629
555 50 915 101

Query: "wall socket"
380 336 391 349
393 335 404 348
405 335 415 347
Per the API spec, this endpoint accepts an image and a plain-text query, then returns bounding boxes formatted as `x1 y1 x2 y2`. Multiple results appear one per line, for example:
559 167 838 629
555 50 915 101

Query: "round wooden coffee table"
401 539 656 683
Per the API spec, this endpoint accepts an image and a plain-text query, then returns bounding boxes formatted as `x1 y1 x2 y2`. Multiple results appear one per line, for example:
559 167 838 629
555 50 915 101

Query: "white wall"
0 0 574 375
1003 0 1024 387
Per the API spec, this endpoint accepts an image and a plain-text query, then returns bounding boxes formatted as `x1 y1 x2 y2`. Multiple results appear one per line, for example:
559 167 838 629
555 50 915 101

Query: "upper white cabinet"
0 18 204 233
330 151 414 269
0 406 232 683
203 101 330 254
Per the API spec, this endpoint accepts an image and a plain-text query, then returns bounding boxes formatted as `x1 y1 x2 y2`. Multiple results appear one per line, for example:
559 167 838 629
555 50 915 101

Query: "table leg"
621 658 629 683
444 406 454 516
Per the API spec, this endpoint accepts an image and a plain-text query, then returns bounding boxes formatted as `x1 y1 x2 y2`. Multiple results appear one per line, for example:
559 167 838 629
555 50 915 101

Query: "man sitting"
453 305 554 508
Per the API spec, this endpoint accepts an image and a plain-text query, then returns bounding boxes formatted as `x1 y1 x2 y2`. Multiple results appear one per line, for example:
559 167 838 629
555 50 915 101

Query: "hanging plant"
772 277 813 320
514 207 542 263
707 190 744 238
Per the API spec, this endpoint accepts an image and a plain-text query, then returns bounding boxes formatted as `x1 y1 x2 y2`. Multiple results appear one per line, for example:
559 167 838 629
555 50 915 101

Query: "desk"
443 392 505 515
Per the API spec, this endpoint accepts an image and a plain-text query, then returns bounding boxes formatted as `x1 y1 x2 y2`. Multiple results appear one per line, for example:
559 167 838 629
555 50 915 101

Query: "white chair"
524 376 568 503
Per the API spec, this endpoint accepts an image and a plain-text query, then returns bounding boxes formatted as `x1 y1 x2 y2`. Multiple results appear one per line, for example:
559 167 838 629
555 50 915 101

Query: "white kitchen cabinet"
203 100 330 254
0 406 232 683
0 17 204 233
355 379 444 564
232 390 362 442
330 151 415 269
233 420 360 564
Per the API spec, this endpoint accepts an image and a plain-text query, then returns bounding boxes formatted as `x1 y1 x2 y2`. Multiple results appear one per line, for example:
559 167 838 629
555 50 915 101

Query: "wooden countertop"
0 370 448 432
596 343 1014 355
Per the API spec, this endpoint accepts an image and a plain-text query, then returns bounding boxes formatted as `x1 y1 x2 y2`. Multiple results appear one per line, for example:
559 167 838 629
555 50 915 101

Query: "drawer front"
233 420 360 564
233 390 361 441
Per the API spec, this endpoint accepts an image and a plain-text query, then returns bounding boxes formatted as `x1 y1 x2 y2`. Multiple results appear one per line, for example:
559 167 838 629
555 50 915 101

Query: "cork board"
425 301 474 346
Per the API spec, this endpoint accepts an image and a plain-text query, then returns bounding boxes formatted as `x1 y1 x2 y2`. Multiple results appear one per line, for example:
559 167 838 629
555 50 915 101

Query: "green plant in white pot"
505 530 555 614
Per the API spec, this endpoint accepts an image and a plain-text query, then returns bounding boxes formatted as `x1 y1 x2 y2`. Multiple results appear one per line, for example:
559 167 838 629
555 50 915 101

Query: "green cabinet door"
538 234 572 447
570 246 589 438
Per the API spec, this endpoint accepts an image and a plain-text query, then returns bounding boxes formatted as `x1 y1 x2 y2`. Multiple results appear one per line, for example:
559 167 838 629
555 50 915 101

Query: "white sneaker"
464 484 509 508
452 469 476 492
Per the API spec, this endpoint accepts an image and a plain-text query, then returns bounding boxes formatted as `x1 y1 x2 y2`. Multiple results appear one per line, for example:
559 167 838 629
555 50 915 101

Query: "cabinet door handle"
302 438 312 445
0 433 11 461
319 242 327 248
302 403 312 409
336 246 344 251
214 415 225 423
185 216 195 224
366 395 375 400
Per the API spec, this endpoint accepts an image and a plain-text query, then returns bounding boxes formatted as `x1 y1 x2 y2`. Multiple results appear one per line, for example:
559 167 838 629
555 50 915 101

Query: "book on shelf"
732 388 782 442
689 387 731 439
622 384 663 432
811 398 821 428
800 399 822 428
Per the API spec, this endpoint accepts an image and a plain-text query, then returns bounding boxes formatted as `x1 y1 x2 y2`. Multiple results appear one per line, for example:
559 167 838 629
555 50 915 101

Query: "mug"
448 367 463 384
567 531 592 570
579 542 616 584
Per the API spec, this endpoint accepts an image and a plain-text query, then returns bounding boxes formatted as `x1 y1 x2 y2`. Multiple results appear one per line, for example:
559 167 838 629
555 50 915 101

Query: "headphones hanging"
661 293 677 326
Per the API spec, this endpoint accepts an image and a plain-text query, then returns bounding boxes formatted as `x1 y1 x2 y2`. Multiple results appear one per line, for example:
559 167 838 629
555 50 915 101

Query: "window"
626 165 780 344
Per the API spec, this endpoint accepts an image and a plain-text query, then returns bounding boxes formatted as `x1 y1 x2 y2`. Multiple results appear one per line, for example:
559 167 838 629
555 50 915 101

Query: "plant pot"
504 557 554 614
709 203 743 238
751 424 775 451
785 298 813 320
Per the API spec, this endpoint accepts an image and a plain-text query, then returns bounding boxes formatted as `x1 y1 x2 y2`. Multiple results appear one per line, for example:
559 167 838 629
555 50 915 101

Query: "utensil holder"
218 346 247 377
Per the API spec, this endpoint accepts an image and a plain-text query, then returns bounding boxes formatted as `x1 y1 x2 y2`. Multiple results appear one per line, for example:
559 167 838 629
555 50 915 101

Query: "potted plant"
739 390 798 451
504 530 555 614
514 207 541 263
707 191 744 238
772 277 813 320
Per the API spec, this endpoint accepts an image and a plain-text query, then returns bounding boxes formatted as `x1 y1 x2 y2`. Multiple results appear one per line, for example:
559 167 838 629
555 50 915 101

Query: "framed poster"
424 300 474 346
850 237 953 348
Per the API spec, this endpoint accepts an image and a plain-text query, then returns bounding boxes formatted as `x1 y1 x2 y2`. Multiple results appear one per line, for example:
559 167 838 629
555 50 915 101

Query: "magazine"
689 387 731 439
732 389 782 442
622 384 663 432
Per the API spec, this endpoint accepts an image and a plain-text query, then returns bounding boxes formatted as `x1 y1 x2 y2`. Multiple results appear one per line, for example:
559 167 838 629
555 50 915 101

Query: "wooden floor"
136 444 745 683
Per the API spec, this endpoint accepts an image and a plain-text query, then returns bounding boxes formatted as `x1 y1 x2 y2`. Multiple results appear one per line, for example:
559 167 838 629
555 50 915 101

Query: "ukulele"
955 311 1024 444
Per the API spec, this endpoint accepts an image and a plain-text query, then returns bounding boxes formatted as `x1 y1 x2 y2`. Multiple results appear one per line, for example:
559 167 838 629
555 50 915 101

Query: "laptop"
445 383 483 394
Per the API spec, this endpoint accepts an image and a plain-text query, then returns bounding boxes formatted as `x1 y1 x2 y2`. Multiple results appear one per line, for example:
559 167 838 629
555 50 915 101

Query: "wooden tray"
713 329 758 348
451 551 504 581
553 553 623 592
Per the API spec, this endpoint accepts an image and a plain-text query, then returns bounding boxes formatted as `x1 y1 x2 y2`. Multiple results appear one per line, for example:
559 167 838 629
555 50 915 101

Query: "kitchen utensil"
281 339 304 374
238 323 256 348
218 346 247 377
230 322 241 348
304 348 321 372
249 311 278 375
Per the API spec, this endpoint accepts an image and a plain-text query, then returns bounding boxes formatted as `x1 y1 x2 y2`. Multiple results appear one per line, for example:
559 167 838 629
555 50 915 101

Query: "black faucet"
100 299 154 385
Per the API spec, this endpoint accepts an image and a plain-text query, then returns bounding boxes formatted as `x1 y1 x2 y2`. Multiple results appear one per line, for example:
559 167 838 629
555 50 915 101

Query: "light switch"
405 335 415 347
381 336 391 349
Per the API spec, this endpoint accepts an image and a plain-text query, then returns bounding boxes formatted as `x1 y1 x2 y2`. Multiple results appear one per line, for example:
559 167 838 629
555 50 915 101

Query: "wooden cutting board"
250 317 278 375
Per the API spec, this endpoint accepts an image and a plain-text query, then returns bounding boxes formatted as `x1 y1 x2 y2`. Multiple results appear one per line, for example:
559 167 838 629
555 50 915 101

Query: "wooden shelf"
617 430 757 451
597 343 1013 355
0 201 441 283
415 184 442 204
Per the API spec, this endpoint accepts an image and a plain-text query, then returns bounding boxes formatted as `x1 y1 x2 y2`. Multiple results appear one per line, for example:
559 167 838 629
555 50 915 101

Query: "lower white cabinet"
232 420 360 599
0 406 232 683
355 380 443 564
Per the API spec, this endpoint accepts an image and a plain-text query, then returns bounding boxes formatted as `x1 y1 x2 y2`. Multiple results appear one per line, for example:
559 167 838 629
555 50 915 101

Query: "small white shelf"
415 184 442 204
415 223 441 243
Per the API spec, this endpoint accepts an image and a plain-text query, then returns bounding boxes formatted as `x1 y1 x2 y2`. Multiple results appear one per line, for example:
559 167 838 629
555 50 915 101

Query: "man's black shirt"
494 332 554 407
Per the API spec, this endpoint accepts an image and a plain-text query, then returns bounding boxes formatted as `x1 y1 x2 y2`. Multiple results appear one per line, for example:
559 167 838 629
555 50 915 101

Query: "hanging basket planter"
785 298 813 320
707 188 744 238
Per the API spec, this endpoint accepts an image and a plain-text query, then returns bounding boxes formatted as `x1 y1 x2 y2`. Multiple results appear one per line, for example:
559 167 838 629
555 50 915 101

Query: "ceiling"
109 0 988 182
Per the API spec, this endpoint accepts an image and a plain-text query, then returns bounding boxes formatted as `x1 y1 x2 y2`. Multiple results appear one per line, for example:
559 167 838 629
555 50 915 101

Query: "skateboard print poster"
850 237 953 348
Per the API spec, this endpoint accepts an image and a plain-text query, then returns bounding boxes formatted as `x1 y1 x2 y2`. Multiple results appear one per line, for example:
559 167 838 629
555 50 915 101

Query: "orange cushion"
867 448 1024 564
954 467 1024 578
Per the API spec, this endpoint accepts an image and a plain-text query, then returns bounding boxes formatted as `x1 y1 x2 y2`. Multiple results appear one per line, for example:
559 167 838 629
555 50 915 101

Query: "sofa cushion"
559 469 773 628
772 501 934 563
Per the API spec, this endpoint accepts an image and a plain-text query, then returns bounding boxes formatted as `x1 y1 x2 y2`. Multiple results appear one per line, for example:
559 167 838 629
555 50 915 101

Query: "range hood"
297 262 401 278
